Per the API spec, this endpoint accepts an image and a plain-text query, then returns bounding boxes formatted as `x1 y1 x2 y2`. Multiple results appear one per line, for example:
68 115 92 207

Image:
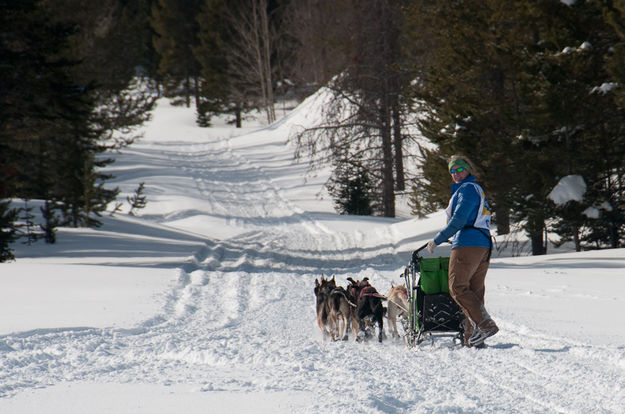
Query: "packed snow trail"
2 101 625 413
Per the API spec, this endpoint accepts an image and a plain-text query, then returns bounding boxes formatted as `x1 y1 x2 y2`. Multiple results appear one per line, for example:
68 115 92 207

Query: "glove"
426 239 437 254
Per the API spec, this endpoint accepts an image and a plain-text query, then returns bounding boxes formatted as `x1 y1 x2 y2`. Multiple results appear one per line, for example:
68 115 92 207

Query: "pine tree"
152 0 203 107
19 199 42 246
536 1 625 250
127 182 148 216
40 200 60 244
327 157 374 216
194 0 237 126
82 155 119 228
49 107 119 228
603 0 625 112
42 0 159 149
408 148 450 217
406 0 541 236
0 200 18 262
1 0 68 200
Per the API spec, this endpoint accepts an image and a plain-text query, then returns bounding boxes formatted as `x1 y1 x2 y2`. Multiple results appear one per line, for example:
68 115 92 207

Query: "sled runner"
402 244 465 347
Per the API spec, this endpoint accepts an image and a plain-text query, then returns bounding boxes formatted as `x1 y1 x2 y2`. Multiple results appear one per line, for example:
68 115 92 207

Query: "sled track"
166 136 389 275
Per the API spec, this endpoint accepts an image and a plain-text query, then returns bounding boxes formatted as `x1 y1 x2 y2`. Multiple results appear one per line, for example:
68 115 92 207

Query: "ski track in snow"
2 130 625 413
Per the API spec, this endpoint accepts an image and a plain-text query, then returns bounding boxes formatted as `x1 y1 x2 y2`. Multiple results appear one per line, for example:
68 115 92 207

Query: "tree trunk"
531 233 545 255
184 75 191 108
250 0 268 121
392 103 405 191
573 226 581 252
610 223 619 248
235 103 242 128
194 76 200 109
381 100 395 217
494 204 510 235
528 215 546 255
259 0 275 123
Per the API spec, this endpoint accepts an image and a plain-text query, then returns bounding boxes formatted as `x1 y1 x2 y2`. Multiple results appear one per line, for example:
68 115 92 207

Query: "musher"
426 155 499 347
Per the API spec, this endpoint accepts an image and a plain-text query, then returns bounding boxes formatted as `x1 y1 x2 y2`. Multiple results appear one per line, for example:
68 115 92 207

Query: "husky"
314 275 336 340
386 284 408 340
346 277 386 343
328 285 358 341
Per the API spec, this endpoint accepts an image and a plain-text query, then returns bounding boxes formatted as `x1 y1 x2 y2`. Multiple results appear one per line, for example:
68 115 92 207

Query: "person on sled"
426 155 499 348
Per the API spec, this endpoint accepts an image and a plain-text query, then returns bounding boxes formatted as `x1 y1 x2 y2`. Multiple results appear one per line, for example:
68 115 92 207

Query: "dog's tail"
331 289 357 310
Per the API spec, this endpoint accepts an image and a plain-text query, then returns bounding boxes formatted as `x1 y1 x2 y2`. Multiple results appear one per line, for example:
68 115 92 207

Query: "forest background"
3 0 625 260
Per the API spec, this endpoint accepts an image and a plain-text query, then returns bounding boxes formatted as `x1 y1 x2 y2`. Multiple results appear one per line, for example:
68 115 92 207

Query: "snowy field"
1 96 625 413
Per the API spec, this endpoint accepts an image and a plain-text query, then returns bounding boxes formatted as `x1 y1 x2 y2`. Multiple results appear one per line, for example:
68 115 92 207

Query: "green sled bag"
418 257 450 294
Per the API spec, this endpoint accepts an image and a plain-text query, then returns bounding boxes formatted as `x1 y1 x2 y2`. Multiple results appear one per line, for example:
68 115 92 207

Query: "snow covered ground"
1 97 625 413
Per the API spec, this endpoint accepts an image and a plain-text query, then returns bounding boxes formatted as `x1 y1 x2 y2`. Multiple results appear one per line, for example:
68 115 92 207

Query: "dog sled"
401 244 465 347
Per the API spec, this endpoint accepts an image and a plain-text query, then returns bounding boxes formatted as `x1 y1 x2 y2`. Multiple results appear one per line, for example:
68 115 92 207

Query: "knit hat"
448 158 471 173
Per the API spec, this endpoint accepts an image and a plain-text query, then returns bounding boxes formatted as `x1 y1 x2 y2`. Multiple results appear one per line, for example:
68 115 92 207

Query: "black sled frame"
401 244 465 347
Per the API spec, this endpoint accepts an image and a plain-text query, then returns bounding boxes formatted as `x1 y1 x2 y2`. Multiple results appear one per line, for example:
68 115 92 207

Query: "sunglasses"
449 167 465 174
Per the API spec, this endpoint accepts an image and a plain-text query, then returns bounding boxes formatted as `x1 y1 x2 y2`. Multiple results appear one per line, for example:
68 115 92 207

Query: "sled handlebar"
415 242 429 254
411 243 429 263
411 239 450 263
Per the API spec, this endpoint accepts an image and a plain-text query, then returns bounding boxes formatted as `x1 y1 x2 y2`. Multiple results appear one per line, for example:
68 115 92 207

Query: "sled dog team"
314 275 408 343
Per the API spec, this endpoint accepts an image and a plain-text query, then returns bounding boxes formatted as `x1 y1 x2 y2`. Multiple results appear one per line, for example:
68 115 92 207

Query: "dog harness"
358 285 386 300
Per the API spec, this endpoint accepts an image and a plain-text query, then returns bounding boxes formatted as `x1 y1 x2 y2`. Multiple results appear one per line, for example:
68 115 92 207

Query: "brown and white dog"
328 285 357 341
314 275 336 340
386 284 409 340
314 275 357 341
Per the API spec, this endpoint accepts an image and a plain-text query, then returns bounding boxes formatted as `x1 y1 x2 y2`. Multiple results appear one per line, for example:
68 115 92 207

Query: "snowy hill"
1 97 625 413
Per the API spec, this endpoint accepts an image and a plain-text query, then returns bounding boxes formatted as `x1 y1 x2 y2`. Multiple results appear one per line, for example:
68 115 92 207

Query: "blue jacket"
433 175 491 249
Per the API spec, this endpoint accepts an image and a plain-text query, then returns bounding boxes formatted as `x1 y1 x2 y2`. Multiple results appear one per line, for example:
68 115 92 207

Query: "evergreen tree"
537 1 625 250
127 182 148 216
194 0 241 126
1 0 69 200
82 154 119 227
0 200 19 262
603 0 625 112
40 200 60 244
19 199 42 246
152 0 203 107
406 0 540 235
327 157 374 216
42 0 159 149
407 148 450 217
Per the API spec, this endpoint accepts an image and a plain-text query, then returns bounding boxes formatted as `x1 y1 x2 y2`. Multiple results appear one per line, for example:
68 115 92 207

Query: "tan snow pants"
448 246 491 327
